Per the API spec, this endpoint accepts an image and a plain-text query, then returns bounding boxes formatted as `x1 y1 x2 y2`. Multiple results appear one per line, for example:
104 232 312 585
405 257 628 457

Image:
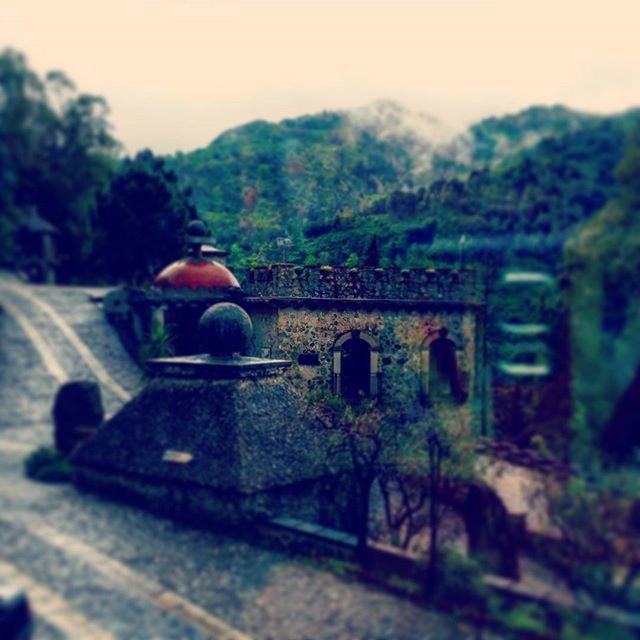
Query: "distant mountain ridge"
165 101 639 264
166 105 418 251
431 105 599 177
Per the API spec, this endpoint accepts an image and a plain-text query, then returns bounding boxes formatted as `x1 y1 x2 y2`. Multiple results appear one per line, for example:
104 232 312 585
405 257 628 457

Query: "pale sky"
2 0 639 154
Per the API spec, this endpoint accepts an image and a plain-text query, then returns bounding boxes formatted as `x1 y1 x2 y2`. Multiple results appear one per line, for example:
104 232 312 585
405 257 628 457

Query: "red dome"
154 258 240 291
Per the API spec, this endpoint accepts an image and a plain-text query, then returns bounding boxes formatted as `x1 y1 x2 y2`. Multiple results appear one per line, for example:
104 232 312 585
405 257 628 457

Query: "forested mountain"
355 114 638 266
3 46 638 277
167 103 639 267
165 107 418 257
430 105 598 178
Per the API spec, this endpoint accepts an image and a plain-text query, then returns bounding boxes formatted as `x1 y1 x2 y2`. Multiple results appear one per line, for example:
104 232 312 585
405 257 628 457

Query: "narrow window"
332 331 380 401
421 328 465 403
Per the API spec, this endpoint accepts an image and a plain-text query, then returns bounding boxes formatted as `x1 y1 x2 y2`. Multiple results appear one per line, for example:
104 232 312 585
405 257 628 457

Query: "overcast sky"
3 0 639 155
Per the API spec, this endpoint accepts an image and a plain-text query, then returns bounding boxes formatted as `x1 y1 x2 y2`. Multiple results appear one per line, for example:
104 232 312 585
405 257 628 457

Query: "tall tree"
564 119 640 463
93 150 196 284
0 49 119 277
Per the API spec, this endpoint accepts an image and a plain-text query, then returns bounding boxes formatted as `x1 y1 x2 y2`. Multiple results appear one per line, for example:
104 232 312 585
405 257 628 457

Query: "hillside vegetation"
167 102 639 268
166 105 415 260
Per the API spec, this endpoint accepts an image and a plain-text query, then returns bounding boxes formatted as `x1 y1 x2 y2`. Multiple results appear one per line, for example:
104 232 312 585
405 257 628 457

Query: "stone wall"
102 265 488 433
244 302 483 431
240 265 483 303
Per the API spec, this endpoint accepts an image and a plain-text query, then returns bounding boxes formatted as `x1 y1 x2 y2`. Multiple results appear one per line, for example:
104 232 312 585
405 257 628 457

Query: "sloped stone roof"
73 376 330 494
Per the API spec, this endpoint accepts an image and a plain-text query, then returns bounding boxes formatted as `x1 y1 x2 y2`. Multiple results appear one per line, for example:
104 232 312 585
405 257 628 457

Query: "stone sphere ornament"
198 303 253 357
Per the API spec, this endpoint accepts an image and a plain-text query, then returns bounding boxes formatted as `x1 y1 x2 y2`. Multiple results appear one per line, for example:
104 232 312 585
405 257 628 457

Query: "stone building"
70 218 544 576
104 222 489 435
73 303 353 528
83 261 505 565
106 272 488 435
242 264 488 434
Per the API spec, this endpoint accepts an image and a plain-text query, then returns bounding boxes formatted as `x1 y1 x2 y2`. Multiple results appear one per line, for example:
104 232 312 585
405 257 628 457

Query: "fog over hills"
163 99 639 269
346 100 456 176
168 100 627 214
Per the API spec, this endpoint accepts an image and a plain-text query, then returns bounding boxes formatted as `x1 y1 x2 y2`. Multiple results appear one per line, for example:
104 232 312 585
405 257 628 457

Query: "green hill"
431 105 599 178
166 107 416 259
167 103 639 267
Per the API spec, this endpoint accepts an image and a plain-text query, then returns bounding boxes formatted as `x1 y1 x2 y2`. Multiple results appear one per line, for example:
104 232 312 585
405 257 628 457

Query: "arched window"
420 328 465 403
332 331 380 400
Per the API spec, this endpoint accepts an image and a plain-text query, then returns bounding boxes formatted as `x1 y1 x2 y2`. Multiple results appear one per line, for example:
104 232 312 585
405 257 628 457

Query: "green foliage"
543 473 640 613
345 252 360 267
323 558 354 578
0 49 119 277
0 49 195 284
563 118 640 464
24 446 73 483
560 615 637 640
428 551 490 611
139 321 175 362
495 602 549 636
92 150 196 283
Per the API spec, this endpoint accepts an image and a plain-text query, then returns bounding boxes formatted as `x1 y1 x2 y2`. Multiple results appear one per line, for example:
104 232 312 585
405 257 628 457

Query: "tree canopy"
92 150 196 284
0 49 119 277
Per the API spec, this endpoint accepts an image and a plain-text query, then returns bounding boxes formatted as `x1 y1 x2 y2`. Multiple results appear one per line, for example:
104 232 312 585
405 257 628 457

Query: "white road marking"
0 558 116 640
0 438 35 454
22 520 254 640
0 296 68 385
4 283 132 402
1 283 249 637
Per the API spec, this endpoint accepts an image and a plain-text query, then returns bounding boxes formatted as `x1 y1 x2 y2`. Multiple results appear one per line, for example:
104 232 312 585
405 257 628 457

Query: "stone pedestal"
72 357 345 525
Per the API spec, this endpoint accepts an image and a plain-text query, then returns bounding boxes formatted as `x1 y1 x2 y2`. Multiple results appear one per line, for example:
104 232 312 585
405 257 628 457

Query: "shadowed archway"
332 330 380 401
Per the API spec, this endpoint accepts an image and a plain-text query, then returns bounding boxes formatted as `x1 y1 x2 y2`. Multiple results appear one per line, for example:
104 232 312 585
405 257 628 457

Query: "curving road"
0 273 480 640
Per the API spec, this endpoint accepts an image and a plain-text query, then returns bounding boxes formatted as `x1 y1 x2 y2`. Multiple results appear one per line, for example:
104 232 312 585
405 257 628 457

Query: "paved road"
0 275 481 640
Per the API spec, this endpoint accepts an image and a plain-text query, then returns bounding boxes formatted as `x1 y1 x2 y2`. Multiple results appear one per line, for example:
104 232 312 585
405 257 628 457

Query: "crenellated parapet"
241 264 483 305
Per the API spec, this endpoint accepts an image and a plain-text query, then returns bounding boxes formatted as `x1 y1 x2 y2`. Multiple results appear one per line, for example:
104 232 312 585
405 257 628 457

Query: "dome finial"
185 219 216 258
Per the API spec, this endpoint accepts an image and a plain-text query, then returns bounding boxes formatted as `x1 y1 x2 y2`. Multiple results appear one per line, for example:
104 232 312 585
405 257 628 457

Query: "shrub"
429 550 491 612
53 380 103 455
496 602 548 636
139 322 174 361
24 446 73 483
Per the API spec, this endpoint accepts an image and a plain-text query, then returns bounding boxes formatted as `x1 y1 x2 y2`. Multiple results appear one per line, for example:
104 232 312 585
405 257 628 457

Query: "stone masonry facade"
103 264 488 433
240 265 488 434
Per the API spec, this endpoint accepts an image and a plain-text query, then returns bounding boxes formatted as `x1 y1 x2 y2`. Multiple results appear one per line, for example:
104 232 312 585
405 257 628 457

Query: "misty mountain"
165 102 638 265
431 105 600 177
166 107 418 249
346 99 455 177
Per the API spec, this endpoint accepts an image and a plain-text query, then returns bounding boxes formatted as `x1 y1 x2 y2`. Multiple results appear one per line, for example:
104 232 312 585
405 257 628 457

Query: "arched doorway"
332 331 380 401
341 337 371 400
